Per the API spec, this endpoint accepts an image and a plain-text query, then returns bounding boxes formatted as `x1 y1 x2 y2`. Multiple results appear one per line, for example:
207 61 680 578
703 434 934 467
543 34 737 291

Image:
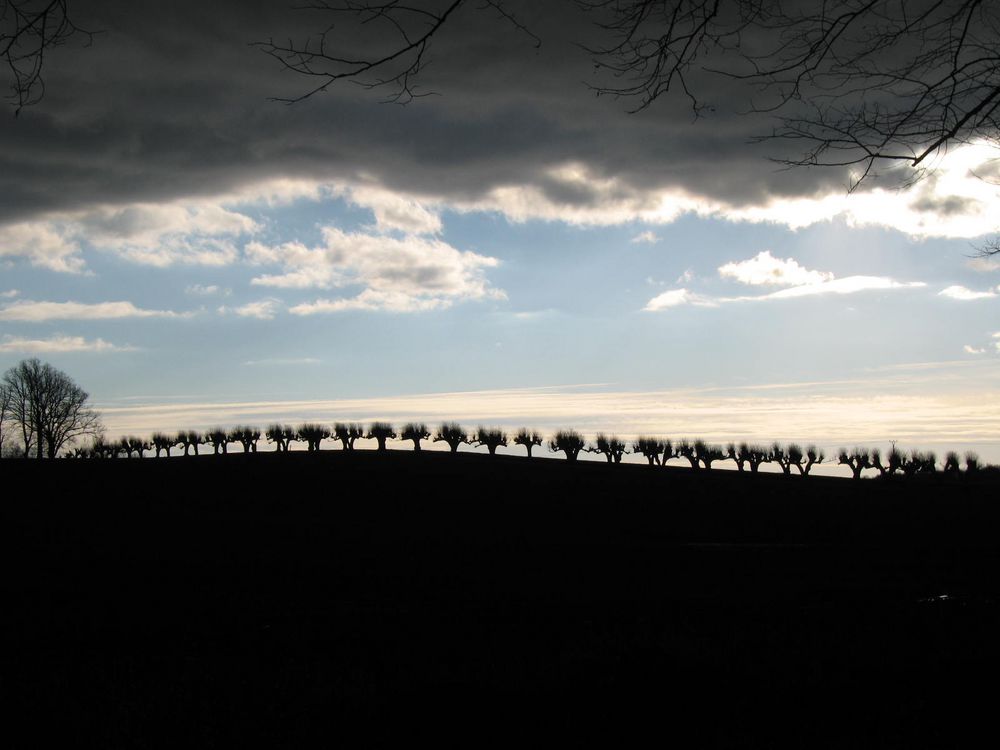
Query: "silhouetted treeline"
54 419 993 479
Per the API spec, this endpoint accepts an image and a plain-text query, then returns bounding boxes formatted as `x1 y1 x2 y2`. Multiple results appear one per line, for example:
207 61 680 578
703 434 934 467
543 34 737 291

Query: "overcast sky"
1 0 998 465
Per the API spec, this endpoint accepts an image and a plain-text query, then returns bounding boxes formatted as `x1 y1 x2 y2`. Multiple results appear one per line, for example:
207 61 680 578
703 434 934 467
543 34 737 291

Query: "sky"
1 0 998 466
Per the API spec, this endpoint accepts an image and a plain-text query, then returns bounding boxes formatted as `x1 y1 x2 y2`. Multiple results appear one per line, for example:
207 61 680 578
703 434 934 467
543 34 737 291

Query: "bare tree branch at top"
265 1 1000 188
1 0 91 114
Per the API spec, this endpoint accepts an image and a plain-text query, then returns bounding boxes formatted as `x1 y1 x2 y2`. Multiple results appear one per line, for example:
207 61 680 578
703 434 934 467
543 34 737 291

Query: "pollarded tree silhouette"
266 424 296 452
512 427 543 458
900 450 937 478
549 430 585 461
674 440 700 469
176 430 204 457
367 422 396 451
870 446 904 477
587 433 628 463
471 426 507 456
401 422 431 451
746 444 772 474
433 422 469 453
633 436 665 466
90 436 114 459
333 422 364 450
694 440 725 470
727 442 770 473
206 428 231 455
966 452 980 472
838 448 873 480
150 432 176 458
297 423 331 451
944 451 962 475
229 426 262 453
119 436 149 459
794 445 824 476
771 443 799 476
727 443 747 472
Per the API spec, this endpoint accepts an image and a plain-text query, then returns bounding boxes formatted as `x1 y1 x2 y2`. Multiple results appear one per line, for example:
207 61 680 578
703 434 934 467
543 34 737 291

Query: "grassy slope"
2 452 999 746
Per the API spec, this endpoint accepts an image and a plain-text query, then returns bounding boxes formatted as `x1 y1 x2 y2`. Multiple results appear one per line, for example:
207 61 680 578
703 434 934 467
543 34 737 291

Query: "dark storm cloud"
0 0 854 225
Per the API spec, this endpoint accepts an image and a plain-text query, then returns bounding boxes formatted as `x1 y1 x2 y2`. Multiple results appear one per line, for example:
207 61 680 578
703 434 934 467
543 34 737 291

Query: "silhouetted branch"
1 0 92 114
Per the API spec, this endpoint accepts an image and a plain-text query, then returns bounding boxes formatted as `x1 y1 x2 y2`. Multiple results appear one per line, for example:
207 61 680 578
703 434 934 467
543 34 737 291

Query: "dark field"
3 452 999 746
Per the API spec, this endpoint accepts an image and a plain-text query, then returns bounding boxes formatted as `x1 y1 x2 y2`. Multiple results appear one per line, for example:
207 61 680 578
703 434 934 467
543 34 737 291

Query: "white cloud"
1 289 18 298
676 269 694 284
0 300 187 321
253 227 505 313
938 285 998 301
290 289 455 314
631 230 659 244
718 250 834 287
0 335 133 353
1 195 260 274
964 345 986 354
760 276 926 300
644 288 718 311
645 255 926 310
348 185 443 235
76 202 257 267
185 284 229 296
220 299 282 320
0 222 85 273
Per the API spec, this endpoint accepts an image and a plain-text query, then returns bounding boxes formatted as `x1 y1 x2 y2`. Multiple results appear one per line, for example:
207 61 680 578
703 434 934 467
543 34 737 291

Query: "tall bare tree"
1 358 102 458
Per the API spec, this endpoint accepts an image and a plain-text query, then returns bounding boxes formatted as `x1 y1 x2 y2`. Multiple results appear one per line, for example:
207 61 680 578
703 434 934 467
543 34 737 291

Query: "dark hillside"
3 452 999 746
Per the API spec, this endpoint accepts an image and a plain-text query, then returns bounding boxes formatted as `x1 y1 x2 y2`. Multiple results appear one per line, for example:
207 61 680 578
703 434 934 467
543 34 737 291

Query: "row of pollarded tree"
835 446 980 479
67 421 985 479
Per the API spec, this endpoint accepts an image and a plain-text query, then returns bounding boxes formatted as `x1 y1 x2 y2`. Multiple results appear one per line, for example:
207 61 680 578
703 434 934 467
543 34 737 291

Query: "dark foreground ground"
3 452 999 747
